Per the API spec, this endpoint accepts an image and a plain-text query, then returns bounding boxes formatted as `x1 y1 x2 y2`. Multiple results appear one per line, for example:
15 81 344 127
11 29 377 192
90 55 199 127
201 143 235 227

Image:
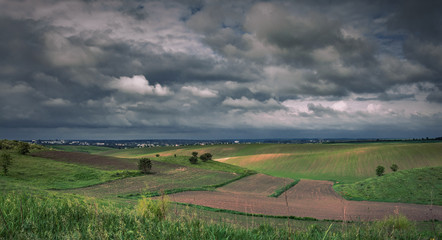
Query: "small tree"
189 156 198 164
376 165 385 176
390 164 399 172
200 154 208 162
138 158 152 174
192 152 198 157
16 142 30 155
1 152 12 175
200 153 213 162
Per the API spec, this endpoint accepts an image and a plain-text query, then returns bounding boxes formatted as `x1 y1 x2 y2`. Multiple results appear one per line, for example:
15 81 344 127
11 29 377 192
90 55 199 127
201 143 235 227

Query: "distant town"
27 137 442 149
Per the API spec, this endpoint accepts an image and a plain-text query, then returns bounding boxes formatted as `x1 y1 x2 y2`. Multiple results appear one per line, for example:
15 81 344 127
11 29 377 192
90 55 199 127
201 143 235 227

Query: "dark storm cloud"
387 0 442 42
0 0 441 139
385 0 442 103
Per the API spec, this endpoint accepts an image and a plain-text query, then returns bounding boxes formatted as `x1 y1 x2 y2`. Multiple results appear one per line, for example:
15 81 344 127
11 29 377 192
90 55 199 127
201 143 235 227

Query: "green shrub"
1 152 12 175
376 165 385 176
189 156 198 164
200 153 213 162
135 195 169 221
16 142 30 155
138 158 152 174
375 214 414 232
390 164 399 172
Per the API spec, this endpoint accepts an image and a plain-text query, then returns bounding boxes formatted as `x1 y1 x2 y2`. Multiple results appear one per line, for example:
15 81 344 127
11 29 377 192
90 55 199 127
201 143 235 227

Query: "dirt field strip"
217 173 293 196
32 151 138 170
215 157 231 162
167 177 442 221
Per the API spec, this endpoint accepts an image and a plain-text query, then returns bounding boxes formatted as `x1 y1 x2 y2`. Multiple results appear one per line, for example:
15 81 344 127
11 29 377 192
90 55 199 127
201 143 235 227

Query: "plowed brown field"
168 176 442 221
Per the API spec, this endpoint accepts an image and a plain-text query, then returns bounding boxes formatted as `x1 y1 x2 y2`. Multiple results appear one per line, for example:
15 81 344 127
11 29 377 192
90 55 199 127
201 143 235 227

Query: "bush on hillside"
1 152 12 175
16 142 30 155
138 158 152 174
200 153 213 162
376 165 385 176
189 156 198 164
390 164 399 172
0 140 16 150
136 194 169 221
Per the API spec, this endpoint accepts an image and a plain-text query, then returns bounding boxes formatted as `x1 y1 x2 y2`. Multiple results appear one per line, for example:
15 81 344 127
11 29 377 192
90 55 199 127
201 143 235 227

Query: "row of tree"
189 152 212 164
376 163 399 176
137 151 215 174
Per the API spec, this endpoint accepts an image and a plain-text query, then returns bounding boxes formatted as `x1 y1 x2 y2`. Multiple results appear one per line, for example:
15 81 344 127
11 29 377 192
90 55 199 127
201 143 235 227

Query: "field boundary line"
118 170 257 199
268 179 300 198
173 202 343 222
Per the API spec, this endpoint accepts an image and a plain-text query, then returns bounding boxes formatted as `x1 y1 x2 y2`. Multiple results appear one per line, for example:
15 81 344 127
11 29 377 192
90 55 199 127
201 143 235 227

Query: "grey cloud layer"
0 0 441 139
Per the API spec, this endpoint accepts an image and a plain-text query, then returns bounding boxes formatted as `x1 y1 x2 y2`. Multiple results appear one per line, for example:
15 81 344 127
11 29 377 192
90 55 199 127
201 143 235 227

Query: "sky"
1 0 442 140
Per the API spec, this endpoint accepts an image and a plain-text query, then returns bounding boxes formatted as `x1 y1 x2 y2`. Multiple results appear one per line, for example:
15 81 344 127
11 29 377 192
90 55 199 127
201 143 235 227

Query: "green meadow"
334 166 442 205
1 140 442 239
3 191 438 240
0 151 140 191
50 144 115 154
98 142 442 183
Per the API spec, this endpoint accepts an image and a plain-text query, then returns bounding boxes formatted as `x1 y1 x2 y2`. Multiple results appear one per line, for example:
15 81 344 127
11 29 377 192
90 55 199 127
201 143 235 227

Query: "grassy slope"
50 145 115 154
63 156 251 199
150 155 249 174
1 142 442 238
334 166 442 205
0 151 139 191
98 142 442 183
1 191 440 239
1 144 249 198
222 143 442 182
64 166 240 199
58 143 442 205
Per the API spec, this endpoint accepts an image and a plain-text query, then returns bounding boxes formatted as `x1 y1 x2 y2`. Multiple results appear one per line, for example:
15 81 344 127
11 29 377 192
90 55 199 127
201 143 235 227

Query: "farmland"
97 142 442 183
334 166 442 205
1 140 442 239
0 151 140 191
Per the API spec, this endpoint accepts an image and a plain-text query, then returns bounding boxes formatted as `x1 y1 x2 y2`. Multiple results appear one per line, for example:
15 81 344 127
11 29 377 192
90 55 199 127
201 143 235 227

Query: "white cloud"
181 86 218 98
378 55 430 83
367 103 382 113
43 98 72 107
0 82 33 94
222 97 282 109
109 75 171 96
331 101 348 111
44 32 101 67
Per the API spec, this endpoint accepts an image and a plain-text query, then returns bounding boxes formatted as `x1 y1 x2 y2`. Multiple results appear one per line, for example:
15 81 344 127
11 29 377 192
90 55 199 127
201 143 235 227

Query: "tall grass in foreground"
1 192 440 239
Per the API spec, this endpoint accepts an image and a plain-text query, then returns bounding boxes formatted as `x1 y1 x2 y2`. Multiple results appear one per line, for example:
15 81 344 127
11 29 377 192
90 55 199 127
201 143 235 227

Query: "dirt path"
168 177 442 221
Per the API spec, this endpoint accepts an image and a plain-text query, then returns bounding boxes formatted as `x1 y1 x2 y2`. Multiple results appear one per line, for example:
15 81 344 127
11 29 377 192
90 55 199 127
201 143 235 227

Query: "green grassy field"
1 191 440 239
2 141 442 239
50 144 116 154
80 142 442 205
334 166 442 205
0 151 139 191
148 155 248 174
98 142 442 183
64 166 241 199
